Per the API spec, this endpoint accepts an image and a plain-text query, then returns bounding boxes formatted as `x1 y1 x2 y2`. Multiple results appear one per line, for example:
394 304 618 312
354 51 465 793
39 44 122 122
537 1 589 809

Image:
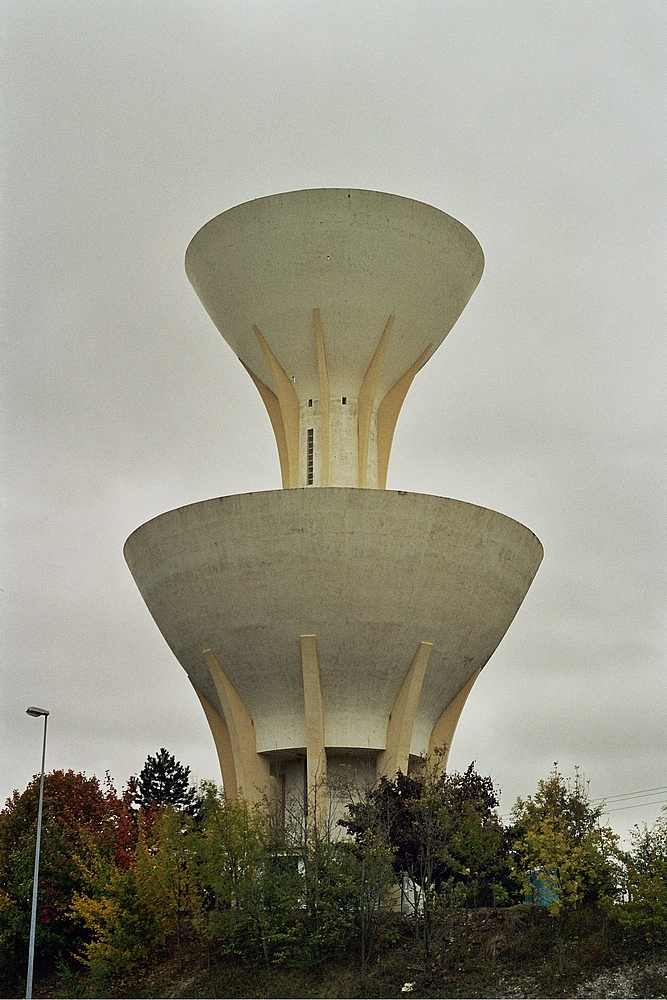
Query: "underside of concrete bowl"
125 489 542 791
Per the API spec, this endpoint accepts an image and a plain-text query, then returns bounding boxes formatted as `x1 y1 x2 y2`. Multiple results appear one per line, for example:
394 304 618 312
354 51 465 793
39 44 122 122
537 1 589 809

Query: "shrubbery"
617 807 667 951
2 752 666 995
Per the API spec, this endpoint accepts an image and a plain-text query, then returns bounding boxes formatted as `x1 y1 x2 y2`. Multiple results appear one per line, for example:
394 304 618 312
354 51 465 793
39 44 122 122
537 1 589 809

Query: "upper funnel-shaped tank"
185 189 484 489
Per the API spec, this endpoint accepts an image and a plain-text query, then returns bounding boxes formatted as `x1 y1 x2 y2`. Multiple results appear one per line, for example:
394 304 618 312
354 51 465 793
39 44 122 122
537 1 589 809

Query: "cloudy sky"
2 1 665 843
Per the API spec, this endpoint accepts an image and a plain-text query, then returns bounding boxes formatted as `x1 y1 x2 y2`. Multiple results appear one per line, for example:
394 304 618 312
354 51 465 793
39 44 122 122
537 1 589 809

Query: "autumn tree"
70 846 161 984
511 765 621 971
0 770 133 992
511 765 620 913
71 802 203 982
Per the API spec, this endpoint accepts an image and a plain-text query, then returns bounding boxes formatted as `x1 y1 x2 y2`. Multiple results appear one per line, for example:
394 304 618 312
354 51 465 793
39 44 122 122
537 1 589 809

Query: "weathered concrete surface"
124 489 542 772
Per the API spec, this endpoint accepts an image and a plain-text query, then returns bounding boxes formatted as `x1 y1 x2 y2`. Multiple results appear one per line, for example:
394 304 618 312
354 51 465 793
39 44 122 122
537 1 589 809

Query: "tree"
341 770 424 880
128 749 196 813
618 806 667 952
341 758 512 965
194 785 279 963
71 804 205 982
511 765 620 914
195 782 368 969
133 807 202 970
70 848 161 984
349 827 396 975
510 765 621 971
0 770 133 992
282 778 376 970
431 761 511 908
341 760 510 908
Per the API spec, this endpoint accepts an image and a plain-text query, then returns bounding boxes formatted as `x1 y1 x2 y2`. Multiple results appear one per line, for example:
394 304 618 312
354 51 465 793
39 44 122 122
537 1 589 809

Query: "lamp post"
25 706 49 1000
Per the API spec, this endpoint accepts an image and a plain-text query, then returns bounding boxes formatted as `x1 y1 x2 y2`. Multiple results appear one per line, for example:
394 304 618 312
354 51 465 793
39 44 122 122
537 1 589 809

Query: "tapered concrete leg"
428 667 482 769
300 635 326 814
202 648 271 803
190 681 238 798
377 642 433 777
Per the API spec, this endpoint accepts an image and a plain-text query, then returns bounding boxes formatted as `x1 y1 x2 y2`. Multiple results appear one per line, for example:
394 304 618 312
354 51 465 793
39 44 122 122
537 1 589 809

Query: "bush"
618 807 667 951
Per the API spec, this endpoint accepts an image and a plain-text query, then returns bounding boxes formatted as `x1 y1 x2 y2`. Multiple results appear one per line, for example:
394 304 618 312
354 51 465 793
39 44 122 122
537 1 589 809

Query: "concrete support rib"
313 309 330 487
241 362 291 488
428 667 482 769
300 635 326 796
377 641 433 778
253 325 300 488
376 344 432 490
202 648 271 802
190 681 239 799
357 315 393 488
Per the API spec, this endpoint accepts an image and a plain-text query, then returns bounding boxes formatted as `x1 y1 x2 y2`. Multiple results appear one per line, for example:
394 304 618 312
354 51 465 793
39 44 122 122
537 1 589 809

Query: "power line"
591 785 667 805
498 785 667 823
602 798 667 816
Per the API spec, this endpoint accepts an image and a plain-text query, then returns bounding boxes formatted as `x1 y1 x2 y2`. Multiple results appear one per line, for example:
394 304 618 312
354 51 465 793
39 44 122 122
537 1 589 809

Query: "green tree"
196 782 375 969
346 827 396 974
618 806 667 952
342 759 510 909
432 761 510 908
194 785 279 963
128 748 197 813
341 757 510 963
284 786 371 969
133 806 202 970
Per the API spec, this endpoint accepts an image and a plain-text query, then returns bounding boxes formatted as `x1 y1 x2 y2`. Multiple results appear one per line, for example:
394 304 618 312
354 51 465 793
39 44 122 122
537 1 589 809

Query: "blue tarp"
525 868 560 906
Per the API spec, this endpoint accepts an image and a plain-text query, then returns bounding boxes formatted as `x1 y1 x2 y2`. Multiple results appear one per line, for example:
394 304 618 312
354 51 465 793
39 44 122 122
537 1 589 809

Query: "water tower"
124 189 542 805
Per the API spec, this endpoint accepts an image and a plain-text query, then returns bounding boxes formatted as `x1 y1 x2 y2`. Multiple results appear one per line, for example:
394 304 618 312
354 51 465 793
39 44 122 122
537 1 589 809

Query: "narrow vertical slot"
307 427 314 485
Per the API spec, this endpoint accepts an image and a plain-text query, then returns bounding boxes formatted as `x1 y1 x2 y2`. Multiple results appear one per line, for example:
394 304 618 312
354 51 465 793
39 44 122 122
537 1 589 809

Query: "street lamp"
25 707 49 1000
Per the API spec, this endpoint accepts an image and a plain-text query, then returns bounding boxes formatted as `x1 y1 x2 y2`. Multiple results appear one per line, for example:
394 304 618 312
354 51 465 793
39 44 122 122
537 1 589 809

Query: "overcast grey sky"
2 1 665 843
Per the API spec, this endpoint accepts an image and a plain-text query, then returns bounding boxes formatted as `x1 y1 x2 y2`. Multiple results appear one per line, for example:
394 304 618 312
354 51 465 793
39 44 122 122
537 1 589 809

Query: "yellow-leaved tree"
133 806 203 971
511 766 621 970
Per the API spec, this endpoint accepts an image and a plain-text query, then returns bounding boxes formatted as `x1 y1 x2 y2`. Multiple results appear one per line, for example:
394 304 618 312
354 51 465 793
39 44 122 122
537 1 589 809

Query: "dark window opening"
342 396 347 405
308 399 313 407
307 428 314 485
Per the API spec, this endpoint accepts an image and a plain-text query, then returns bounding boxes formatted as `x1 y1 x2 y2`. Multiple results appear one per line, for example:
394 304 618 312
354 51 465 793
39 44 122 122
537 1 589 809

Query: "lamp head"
26 707 49 718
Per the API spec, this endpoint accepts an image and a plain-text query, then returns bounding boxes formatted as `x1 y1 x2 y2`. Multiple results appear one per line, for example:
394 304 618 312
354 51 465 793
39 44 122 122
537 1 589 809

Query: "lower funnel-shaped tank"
125 490 542 802
125 190 543 803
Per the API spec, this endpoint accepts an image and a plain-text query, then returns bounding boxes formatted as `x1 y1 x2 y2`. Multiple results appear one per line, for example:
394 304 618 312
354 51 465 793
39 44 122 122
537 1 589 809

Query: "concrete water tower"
124 189 543 805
